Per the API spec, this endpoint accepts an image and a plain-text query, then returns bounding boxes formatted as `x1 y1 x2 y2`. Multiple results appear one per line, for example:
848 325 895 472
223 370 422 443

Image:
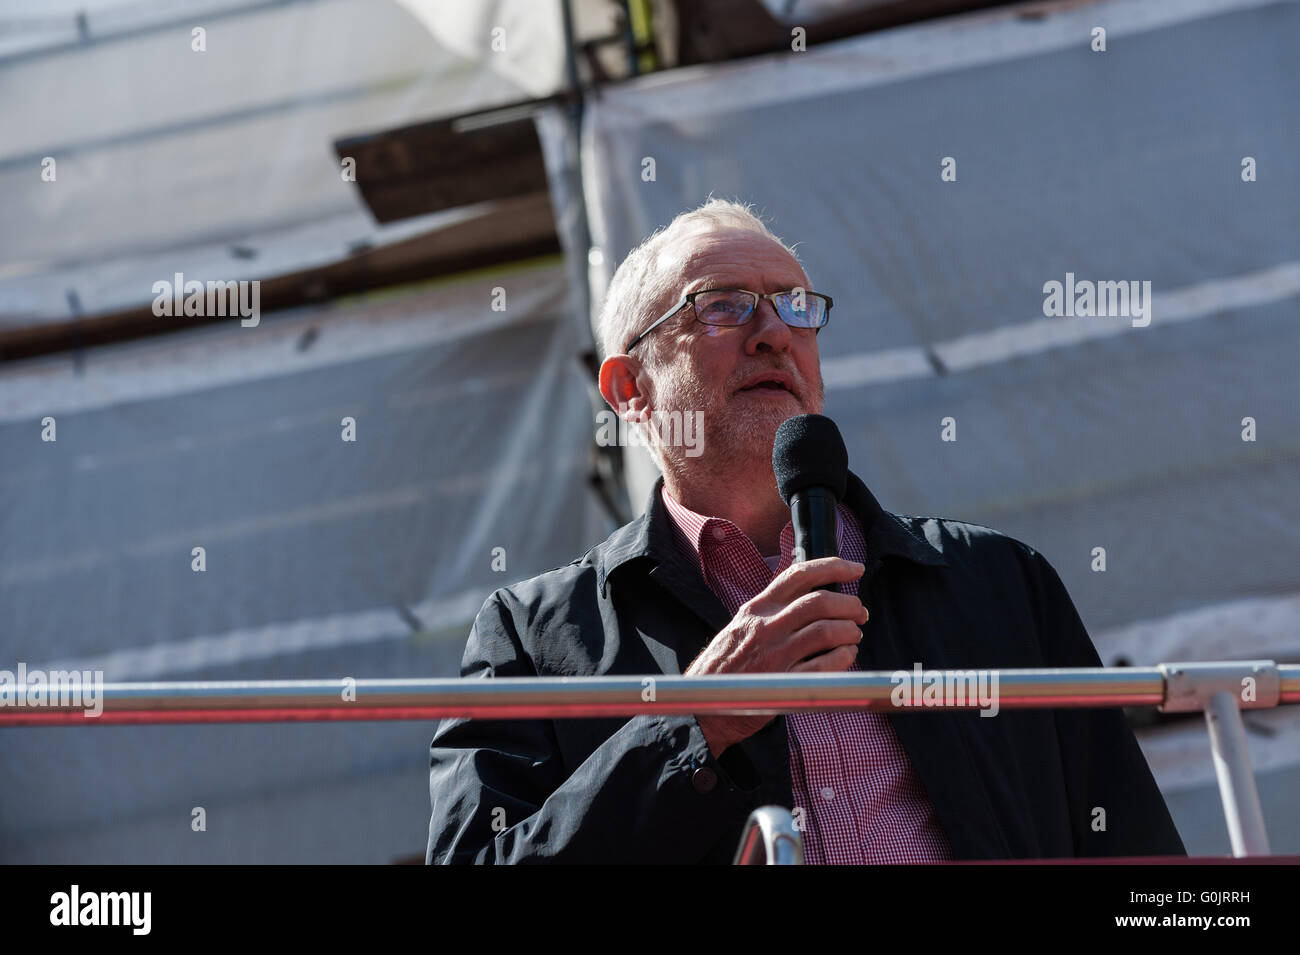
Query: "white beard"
646 354 824 482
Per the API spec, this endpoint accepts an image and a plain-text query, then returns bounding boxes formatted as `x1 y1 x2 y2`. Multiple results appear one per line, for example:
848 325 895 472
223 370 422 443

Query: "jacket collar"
596 469 948 598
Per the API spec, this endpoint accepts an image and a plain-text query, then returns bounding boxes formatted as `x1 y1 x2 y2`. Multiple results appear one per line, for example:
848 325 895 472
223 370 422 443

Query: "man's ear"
599 354 651 422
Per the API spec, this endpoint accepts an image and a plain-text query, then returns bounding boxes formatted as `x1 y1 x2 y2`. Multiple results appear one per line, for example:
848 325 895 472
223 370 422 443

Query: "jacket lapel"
598 476 734 663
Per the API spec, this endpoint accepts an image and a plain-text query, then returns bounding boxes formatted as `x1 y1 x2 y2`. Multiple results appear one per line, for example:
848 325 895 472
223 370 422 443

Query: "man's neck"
662 467 789 557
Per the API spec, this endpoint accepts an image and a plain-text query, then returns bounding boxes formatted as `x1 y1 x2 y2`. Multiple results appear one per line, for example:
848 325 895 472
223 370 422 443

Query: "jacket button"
692 766 717 793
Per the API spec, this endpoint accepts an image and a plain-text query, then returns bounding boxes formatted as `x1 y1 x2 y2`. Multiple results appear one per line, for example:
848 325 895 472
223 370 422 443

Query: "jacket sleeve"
426 589 753 864
1023 548 1188 858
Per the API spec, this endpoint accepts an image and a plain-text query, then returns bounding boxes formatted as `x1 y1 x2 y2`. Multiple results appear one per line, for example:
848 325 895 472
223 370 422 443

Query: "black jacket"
426 471 1186 864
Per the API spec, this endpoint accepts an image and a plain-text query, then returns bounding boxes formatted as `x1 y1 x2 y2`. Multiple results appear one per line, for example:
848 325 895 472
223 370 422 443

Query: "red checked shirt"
662 486 954 864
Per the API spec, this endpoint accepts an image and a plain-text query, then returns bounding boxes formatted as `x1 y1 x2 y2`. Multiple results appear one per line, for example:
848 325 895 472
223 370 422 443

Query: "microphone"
773 414 849 589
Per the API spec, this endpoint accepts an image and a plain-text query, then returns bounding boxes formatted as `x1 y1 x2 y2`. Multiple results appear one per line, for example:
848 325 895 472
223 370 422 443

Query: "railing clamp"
1157 660 1279 712
1159 660 1276 856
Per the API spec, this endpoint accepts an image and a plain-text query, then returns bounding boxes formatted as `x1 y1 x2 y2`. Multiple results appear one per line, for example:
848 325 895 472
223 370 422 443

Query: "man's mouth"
737 372 797 397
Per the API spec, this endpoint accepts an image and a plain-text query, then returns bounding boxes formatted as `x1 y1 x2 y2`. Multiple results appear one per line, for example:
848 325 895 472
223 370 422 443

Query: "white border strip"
821 261 1300 390
0 258 567 424
592 0 1293 123
33 588 489 680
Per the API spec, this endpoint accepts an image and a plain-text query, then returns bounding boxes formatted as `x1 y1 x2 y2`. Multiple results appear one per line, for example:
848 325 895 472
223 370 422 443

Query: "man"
426 198 1186 864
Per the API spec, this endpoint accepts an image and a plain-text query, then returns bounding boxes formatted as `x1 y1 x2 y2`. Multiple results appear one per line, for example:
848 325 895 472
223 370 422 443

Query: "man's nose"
745 297 792 353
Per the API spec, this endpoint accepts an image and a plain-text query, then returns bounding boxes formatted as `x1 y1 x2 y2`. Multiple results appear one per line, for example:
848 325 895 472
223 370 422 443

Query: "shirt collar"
596 471 948 596
660 483 845 565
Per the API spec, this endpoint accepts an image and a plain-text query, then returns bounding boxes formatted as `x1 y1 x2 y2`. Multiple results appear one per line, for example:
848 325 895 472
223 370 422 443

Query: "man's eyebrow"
685 279 809 295
683 279 722 295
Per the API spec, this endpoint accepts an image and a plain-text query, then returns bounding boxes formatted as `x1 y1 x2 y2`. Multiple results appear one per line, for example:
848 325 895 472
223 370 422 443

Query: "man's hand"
684 557 868 758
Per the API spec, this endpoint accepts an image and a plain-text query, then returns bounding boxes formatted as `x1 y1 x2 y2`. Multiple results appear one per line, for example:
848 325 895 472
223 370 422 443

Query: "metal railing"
3 660 1296 859
734 807 804 865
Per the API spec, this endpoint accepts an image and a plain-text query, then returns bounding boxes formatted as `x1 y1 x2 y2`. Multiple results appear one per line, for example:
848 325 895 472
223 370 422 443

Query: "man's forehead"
656 227 808 292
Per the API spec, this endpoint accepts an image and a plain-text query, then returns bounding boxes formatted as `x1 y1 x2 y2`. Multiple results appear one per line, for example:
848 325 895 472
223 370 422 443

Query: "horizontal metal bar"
1 663 1294 726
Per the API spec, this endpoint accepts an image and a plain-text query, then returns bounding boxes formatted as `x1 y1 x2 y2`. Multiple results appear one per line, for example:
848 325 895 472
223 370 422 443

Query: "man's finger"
758 557 864 606
782 618 863 666
770 589 868 636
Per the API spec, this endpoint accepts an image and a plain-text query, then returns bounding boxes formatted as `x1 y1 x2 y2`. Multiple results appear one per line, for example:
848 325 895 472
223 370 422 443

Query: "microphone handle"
790 487 839 592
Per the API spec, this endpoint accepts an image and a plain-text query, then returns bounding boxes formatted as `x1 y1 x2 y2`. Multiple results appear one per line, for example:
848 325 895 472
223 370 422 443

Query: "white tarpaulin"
0 258 609 862
0 0 553 324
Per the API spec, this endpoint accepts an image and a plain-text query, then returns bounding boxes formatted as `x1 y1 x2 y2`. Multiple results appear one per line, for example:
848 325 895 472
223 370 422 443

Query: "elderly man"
425 198 1185 864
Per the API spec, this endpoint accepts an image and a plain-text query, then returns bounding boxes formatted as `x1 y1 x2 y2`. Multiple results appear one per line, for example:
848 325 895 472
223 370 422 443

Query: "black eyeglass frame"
623 287 833 353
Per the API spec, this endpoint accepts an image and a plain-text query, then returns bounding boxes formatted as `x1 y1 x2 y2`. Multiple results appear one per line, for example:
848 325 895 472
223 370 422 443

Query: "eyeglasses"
624 287 833 353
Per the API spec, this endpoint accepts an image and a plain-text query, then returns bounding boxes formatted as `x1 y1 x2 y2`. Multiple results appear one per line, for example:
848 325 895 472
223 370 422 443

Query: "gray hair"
595 198 804 365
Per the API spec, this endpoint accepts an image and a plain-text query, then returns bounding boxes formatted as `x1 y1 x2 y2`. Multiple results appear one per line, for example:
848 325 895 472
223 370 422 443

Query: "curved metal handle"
733 806 804 865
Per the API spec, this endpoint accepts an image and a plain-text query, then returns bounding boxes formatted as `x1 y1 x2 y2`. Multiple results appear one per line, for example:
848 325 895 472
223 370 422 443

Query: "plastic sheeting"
0 258 610 861
0 0 546 323
0 0 617 864
580 0 1300 852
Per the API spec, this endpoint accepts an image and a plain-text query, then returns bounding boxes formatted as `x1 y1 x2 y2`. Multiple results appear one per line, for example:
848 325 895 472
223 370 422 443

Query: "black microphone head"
773 414 848 504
